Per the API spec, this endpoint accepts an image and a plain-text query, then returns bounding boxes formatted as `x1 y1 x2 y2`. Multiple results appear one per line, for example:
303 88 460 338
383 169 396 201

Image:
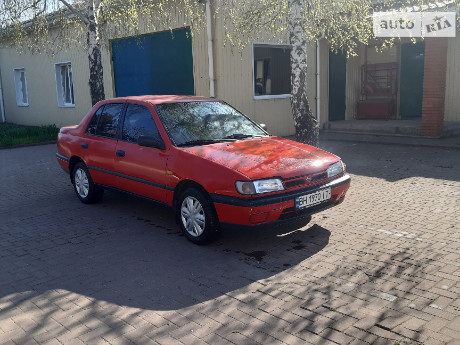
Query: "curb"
320 137 460 151
0 141 56 150
319 132 460 151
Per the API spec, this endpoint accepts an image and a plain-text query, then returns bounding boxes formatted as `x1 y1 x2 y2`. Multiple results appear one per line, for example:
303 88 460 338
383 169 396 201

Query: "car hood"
180 136 340 180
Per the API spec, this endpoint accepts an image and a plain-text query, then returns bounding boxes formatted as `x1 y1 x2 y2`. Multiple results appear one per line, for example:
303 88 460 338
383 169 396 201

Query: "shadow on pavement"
0 190 331 312
1 144 449 344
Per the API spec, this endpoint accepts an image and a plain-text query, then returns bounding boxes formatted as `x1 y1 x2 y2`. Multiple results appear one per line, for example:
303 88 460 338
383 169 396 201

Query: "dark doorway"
111 28 194 97
400 42 425 118
328 50 347 121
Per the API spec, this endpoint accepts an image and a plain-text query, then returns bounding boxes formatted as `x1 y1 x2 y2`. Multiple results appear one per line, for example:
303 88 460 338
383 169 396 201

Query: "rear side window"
96 103 123 138
122 104 160 143
85 106 104 135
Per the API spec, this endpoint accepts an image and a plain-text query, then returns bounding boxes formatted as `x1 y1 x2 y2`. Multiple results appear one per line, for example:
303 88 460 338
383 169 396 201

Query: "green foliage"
0 0 81 54
99 0 206 38
0 123 59 147
221 0 460 56
4 0 458 57
221 0 373 55
0 0 207 54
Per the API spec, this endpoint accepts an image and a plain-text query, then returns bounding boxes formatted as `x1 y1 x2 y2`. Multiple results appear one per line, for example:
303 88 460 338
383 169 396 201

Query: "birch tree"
225 0 460 145
0 0 206 106
222 0 460 146
289 0 315 145
223 0 376 146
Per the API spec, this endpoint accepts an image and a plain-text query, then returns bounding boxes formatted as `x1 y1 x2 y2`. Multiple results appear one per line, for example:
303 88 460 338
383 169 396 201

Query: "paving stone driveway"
0 141 459 345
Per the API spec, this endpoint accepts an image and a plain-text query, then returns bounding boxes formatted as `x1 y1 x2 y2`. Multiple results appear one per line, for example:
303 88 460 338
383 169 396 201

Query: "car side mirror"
259 123 268 131
138 135 165 150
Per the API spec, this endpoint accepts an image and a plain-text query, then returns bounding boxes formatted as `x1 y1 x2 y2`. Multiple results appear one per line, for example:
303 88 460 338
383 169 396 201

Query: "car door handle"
81 143 88 149
116 150 125 157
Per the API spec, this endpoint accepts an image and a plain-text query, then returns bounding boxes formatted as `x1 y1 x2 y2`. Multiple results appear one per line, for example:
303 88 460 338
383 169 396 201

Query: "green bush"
0 123 59 147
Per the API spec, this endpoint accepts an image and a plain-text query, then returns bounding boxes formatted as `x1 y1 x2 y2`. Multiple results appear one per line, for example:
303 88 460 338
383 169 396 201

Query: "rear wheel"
178 188 219 244
72 162 104 204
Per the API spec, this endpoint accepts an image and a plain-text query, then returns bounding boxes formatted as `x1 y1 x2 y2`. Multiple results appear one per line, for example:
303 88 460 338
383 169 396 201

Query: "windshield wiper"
223 133 265 140
178 139 231 147
178 134 266 147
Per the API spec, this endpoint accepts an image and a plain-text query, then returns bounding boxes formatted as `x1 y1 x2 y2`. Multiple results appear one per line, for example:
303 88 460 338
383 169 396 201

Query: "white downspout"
316 39 321 126
0 69 5 123
205 0 215 97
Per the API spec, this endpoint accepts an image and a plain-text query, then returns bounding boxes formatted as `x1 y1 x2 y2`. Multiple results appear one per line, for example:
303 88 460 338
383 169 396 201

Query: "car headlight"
236 179 285 195
327 161 345 178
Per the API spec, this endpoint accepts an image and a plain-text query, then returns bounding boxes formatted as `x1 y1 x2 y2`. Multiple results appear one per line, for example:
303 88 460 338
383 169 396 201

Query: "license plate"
295 188 331 209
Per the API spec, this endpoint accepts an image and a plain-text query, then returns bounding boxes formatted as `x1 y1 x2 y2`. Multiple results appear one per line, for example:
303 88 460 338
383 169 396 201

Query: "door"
114 103 169 203
111 28 194 97
400 42 425 118
83 103 124 186
329 50 347 121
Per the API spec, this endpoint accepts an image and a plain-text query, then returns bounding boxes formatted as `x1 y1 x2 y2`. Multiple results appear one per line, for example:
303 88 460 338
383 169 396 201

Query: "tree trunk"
86 0 105 105
288 0 319 147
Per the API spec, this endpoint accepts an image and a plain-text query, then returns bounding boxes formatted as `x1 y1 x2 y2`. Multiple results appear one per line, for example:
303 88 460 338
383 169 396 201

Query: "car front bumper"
212 174 351 227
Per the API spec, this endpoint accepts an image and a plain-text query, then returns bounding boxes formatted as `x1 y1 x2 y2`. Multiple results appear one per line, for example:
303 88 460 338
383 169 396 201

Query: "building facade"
0 4 459 137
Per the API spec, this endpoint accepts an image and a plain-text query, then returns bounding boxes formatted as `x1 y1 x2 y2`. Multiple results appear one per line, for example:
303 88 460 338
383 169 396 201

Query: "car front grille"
283 171 329 190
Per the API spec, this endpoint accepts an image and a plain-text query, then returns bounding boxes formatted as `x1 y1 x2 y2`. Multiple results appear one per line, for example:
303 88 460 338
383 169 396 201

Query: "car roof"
105 95 217 105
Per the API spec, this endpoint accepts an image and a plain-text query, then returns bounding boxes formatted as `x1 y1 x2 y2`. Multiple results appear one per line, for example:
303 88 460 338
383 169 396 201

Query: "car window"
85 105 104 135
155 101 267 146
96 103 123 139
122 104 160 143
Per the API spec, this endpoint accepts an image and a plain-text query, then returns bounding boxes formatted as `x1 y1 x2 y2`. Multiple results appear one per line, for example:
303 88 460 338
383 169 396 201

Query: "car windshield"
155 101 268 146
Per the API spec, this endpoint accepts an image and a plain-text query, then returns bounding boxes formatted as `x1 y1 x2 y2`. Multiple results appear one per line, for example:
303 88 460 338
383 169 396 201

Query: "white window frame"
252 42 292 100
13 68 29 106
54 62 75 107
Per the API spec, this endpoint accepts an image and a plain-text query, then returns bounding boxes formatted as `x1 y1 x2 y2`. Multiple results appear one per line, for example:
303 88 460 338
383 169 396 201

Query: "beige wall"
2 12 460 133
444 28 460 123
0 26 209 128
0 44 93 127
345 47 364 120
0 3 334 137
211 14 297 137
0 20 300 136
0 5 210 128
318 39 329 127
210 12 321 137
367 45 398 64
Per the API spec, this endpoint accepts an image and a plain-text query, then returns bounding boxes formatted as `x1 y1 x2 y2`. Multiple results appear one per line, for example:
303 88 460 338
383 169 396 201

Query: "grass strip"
0 123 59 147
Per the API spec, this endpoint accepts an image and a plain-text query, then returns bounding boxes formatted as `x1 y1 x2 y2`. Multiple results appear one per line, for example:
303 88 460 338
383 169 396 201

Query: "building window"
55 62 75 107
253 44 291 99
14 68 28 106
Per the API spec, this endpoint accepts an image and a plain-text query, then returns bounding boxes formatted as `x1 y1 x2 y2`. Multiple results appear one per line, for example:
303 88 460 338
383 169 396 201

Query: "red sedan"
57 96 350 244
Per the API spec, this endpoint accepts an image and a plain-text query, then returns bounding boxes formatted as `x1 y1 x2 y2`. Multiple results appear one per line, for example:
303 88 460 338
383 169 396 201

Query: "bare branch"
59 0 89 24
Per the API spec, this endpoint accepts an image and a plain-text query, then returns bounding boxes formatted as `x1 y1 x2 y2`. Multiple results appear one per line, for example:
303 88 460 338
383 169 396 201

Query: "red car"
57 96 350 244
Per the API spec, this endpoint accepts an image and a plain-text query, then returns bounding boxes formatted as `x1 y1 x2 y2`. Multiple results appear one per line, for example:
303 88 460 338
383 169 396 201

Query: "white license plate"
295 188 331 209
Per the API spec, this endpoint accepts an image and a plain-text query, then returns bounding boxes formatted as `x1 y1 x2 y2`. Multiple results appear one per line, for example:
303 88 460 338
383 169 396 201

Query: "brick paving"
0 141 459 345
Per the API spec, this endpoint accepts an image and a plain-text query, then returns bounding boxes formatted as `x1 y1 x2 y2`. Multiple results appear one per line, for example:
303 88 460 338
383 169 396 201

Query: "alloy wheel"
74 168 89 198
180 196 206 237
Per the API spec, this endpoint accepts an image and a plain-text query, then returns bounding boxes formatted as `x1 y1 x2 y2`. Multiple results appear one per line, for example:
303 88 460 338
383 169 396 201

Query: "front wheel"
178 188 219 244
72 162 104 204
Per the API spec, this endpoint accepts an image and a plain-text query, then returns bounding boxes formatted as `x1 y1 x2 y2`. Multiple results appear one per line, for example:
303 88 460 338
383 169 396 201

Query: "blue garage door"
111 28 194 97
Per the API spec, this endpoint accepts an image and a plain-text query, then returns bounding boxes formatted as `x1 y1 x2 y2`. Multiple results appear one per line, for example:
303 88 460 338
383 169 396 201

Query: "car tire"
72 162 104 204
178 188 219 244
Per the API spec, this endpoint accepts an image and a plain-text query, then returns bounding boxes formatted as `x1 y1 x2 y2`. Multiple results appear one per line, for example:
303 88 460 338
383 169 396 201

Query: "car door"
113 102 170 204
82 102 124 186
